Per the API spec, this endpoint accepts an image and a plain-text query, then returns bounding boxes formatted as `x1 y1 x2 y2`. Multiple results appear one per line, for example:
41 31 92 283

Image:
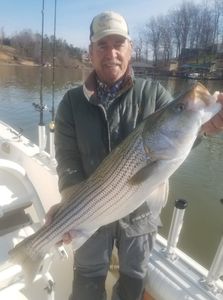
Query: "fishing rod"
38 0 47 154
33 0 47 154
39 0 45 127
51 0 57 123
49 0 57 161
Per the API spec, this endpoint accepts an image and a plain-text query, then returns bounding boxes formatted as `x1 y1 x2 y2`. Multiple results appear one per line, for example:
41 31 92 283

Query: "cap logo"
97 15 123 29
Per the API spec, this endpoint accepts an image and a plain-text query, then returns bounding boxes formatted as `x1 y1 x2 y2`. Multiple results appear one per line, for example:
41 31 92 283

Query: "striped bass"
9 83 222 282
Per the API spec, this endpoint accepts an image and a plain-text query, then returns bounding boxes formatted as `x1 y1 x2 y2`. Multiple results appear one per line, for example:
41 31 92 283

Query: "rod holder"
38 124 47 154
166 199 188 258
49 121 55 162
206 235 223 289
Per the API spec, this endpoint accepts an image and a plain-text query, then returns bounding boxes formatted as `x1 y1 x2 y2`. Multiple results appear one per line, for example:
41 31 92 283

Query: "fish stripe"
31 133 145 252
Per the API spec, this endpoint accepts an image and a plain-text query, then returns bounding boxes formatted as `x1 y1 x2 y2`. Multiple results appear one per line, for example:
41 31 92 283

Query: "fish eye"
175 103 185 112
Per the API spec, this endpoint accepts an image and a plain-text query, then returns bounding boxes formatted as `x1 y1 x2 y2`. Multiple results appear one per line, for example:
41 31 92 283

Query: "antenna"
33 0 47 154
51 0 57 123
39 0 44 126
49 0 57 161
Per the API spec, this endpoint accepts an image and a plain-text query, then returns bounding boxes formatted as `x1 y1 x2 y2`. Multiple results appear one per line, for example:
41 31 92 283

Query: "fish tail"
8 240 44 284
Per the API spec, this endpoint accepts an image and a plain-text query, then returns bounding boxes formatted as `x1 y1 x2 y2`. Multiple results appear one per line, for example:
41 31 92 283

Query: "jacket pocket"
118 181 169 237
119 202 162 237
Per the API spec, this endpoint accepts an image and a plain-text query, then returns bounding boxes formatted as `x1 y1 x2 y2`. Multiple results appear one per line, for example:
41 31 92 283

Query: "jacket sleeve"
135 78 173 121
55 90 85 192
154 81 173 110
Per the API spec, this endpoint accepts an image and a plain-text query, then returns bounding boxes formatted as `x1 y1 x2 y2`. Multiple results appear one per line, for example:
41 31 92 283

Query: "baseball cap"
90 11 131 43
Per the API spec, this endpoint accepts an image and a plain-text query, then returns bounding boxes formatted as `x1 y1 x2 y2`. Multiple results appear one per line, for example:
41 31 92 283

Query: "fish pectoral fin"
129 161 158 185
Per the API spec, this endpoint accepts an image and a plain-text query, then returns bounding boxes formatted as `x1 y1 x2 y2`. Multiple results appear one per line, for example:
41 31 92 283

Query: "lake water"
0 64 222 270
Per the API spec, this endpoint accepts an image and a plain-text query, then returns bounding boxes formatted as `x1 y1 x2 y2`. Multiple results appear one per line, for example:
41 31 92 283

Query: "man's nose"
105 46 117 58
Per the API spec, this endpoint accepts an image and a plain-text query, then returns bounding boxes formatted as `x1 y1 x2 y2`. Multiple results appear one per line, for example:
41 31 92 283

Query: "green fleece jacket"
55 73 172 235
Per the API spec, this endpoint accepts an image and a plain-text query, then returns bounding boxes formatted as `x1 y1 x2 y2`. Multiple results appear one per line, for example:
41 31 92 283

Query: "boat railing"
206 236 223 293
164 198 223 296
49 121 56 161
166 198 188 259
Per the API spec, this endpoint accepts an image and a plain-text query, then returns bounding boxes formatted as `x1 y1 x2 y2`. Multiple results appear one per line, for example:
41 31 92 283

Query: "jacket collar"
83 66 134 104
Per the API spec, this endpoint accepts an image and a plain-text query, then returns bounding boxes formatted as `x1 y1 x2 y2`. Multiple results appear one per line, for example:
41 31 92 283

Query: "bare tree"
188 5 201 48
133 28 153 62
11 29 36 58
169 2 198 58
0 27 5 47
137 0 223 63
159 15 174 63
211 0 223 47
145 17 162 64
133 36 143 61
196 4 213 49
8 29 84 67
169 9 182 58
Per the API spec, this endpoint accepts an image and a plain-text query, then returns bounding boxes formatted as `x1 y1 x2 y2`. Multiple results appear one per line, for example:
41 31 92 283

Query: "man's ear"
89 44 93 60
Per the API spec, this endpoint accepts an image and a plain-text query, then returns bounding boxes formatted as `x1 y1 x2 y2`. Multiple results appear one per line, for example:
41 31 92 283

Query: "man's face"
89 35 132 86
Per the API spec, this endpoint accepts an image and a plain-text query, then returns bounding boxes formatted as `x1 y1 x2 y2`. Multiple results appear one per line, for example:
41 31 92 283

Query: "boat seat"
0 209 32 237
0 159 65 297
0 188 33 217
0 159 34 214
0 159 37 238
0 159 49 293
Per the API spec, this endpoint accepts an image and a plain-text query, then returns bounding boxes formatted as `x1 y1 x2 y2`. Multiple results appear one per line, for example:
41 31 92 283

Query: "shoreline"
0 62 39 67
0 61 92 70
0 46 90 69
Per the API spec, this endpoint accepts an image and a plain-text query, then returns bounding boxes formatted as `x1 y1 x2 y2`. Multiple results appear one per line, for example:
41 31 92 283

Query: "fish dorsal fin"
129 161 158 185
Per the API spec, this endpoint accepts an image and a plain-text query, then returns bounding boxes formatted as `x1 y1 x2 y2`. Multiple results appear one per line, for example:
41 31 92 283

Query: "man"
50 11 223 300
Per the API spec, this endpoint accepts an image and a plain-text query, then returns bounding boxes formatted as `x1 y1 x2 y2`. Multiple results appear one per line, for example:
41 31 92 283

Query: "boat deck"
0 120 222 300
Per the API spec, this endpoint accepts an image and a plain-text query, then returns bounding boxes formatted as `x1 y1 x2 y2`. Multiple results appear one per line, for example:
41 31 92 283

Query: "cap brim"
91 30 131 42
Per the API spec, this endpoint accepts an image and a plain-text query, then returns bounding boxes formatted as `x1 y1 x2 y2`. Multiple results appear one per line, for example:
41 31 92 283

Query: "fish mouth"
184 82 220 111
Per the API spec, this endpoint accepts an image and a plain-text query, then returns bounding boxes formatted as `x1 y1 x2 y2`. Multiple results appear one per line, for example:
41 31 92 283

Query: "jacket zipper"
98 104 111 153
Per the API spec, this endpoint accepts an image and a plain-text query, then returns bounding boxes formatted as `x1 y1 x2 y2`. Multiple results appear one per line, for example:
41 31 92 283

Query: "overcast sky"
0 0 202 49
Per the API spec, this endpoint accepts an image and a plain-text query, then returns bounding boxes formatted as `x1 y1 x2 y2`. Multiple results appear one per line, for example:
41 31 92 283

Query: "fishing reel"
32 102 48 112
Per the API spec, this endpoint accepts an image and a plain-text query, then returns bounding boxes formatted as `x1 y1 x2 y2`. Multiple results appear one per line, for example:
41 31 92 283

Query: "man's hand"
45 204 72 245
202 92 223 135
44 185 80 245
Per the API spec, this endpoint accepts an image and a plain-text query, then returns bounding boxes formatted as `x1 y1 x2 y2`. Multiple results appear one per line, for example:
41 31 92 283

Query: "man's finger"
62 232 72 244
44 204 59 226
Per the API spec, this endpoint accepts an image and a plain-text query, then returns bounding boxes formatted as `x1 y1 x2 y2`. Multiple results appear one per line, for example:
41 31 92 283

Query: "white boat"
0 119 223 300
187 72 201 79
1 0 223 297
0 120 73 300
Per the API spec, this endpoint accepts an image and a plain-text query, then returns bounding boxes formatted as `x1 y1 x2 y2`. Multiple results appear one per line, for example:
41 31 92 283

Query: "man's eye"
98 44 106 49
115 42 124 48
